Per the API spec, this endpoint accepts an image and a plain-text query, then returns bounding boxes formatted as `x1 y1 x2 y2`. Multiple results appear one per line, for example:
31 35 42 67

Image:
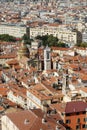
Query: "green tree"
0 34 16 42
57 42 67 47
36 34 67 47
47 34 58 47
36 34 59 47
81 42 87 47
22 34 31 45
76 42 87 47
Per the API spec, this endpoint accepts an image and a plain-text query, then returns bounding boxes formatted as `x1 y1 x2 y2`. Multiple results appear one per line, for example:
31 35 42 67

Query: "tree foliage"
76 42 87 47
22 34 31 45
0 34 16 42
57 42 67 47
36 34 67 47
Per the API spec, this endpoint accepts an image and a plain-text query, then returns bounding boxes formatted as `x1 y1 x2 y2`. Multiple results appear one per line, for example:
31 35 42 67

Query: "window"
66 119 71 124
84 118 87 122
83 124 85 128
76 125 80 130
82 124 87 128
56 62 58 69
77 118 80 123
47 52 50 59
66 127 71 130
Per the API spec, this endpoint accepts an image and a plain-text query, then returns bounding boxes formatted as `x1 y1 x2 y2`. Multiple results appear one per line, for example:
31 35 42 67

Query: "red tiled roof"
0 53 16 59
65 101 87 114
51 47 69 51
50 103 66 113
0 87 8 97
6 109 66 130
6 59 19 65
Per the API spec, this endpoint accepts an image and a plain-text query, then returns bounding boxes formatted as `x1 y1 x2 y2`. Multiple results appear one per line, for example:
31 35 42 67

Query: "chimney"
42 118 47 124
55 125 60 130
24 119 29 124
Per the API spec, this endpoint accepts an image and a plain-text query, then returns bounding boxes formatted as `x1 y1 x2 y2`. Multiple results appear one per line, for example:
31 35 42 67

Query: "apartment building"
30 24 59 38
50 101 87 130
65 101 87 130
27 87 51 111
0 23 27 38
82 30 87 43
58 28 77 45
30 24 78 45
7 88 27 109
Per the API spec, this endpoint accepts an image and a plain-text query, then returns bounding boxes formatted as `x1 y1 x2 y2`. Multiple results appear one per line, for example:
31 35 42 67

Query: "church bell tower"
44 46 51 70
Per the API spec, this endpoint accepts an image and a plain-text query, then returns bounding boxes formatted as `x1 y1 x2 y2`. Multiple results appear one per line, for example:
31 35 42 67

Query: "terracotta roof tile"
65 101 87 114
6 109 66 130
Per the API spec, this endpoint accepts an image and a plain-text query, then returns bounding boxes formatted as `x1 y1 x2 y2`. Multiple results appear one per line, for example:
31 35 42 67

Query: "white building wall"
79 90 87 97
82 31 87 42
1 116 19 130
0 24 26 38
27 91 51 110
30 25 77 44
76 48 87 56
27 91 41 109
7 90 27 109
